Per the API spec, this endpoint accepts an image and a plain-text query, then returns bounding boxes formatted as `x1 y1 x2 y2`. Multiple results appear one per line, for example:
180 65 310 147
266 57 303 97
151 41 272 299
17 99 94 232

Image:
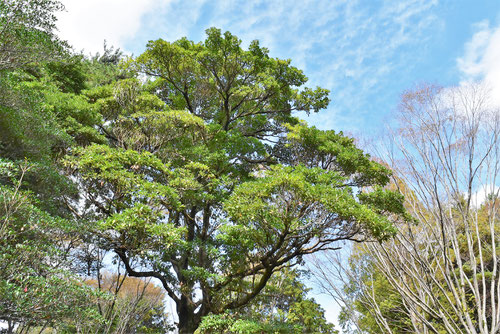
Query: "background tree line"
312 84 500 334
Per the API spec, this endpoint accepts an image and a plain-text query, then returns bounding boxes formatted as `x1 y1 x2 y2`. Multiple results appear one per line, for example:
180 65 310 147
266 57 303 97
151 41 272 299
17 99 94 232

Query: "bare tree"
312 83 500 334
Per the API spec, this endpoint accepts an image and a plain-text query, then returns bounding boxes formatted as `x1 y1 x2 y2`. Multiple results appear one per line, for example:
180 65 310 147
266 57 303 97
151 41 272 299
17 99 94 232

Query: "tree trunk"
177 298 200 334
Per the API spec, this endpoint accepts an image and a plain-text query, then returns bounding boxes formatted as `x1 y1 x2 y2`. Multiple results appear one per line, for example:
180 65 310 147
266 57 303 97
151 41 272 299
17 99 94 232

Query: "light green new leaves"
65 144 214 250
224 164 397 250
70 144 167 182
99 203 184 251
284 122 391 185
66 144 185 211
134 28 329 136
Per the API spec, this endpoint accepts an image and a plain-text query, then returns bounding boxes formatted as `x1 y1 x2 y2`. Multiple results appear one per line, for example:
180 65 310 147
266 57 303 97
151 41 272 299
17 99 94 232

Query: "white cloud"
56 0 171 54
471 184 500 207
458 20 500 108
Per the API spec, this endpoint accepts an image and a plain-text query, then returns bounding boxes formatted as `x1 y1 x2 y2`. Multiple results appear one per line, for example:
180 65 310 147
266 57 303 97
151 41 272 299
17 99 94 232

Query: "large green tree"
67 28 410 333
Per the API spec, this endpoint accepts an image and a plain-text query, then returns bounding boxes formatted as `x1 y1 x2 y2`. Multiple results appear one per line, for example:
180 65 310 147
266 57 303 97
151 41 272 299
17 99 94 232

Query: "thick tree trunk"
177 298 200 334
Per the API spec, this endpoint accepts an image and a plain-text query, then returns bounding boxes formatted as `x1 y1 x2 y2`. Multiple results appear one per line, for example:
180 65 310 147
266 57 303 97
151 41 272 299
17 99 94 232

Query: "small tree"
0 162 101 333
85 272 170 334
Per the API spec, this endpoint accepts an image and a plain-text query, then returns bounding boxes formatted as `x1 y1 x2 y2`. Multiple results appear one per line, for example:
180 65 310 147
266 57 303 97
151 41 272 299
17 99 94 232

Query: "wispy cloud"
457 20 500 108
57 0 171 54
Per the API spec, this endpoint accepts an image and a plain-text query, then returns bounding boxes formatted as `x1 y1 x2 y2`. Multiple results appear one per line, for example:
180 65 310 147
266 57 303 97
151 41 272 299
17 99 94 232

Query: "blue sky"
57 0 500 328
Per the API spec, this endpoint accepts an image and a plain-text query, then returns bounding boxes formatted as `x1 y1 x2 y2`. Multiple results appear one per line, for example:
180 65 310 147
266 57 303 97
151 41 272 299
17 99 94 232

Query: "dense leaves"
0 0 67 70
